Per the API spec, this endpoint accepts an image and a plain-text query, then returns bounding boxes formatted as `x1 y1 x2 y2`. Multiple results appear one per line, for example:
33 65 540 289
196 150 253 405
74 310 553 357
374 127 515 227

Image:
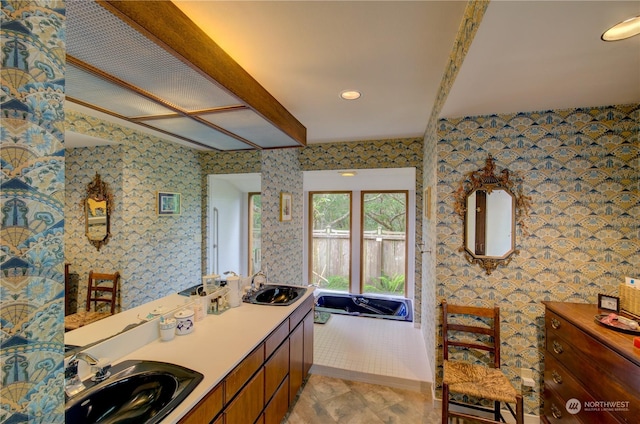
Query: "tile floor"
311 314 432 393
283 373 441 424
284 314 491 423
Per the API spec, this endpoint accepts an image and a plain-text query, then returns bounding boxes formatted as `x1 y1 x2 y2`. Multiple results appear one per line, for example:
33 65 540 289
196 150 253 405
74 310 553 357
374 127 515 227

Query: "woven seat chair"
441 300 523 424
65 271 120 331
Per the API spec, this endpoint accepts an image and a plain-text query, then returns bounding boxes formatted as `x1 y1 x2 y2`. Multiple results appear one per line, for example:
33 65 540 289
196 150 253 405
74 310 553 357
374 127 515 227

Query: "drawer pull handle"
551 404 562 419
551 318 561 329
552 370 563 384
553 341 564 354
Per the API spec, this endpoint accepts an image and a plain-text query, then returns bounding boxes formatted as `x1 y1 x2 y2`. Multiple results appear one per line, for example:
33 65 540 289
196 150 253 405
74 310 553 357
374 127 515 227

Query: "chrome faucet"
65 352 111 397
251 270 267 293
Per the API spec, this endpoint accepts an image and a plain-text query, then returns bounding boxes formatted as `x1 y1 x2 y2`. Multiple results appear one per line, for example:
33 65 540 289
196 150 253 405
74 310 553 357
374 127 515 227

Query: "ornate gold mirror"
84 173 113 251
454 155 530 274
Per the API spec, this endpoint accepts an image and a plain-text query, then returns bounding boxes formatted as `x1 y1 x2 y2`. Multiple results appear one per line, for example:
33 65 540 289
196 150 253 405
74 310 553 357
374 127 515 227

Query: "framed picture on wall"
280 192 292 222
424 186 432 219
157 191 181 216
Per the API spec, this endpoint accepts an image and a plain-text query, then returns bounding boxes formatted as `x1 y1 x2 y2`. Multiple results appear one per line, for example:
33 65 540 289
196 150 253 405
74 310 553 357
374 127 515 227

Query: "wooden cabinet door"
302 310 314 377
226 344 264 402
264 376 290 424
265 338 289 403
289 322 304 404
225 368 265 424
178 383 223 424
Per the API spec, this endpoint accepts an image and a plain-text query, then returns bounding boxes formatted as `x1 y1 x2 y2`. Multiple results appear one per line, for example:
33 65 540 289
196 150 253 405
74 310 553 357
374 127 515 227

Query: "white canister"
226 276 242 308
159 318 176 341
174 309 195 335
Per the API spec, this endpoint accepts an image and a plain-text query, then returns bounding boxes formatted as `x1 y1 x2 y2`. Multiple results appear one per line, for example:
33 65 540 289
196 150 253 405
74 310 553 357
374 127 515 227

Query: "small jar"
159 318 176 341
174 309 195 335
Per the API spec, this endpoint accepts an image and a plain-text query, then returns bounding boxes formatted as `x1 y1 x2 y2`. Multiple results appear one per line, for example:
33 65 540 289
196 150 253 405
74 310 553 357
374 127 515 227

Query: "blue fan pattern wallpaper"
435 104 639 414
1 0 638 421
1 2 66 422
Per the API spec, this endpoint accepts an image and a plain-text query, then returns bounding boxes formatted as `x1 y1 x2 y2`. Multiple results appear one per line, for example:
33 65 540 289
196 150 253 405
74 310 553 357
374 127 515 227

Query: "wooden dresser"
542 302 640 423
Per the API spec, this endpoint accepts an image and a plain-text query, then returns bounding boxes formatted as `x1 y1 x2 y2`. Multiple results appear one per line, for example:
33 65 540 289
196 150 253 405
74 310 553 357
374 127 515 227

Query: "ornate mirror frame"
84 173 113 251
454 155 531 274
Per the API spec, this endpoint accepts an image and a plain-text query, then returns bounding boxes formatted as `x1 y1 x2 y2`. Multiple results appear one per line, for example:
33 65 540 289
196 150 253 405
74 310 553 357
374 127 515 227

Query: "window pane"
310 192 350 291
361 192 407 296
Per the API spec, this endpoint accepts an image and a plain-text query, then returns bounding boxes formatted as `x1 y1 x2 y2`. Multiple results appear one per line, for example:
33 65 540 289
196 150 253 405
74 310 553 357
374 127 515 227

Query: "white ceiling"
68 1 640 147
173 0 639 143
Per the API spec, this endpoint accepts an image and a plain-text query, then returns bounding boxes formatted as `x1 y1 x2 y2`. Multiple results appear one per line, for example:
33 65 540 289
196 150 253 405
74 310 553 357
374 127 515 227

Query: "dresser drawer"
543 387 581 424
544 354 619 424
546 311 640 387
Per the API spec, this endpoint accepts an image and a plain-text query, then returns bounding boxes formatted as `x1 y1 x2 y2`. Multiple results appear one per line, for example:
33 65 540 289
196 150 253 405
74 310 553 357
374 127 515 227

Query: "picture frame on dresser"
598 293 620 312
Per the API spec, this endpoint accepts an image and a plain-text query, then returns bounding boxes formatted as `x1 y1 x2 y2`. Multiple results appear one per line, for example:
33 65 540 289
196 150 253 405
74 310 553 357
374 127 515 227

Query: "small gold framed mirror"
84 173 113 251
454 155 531 274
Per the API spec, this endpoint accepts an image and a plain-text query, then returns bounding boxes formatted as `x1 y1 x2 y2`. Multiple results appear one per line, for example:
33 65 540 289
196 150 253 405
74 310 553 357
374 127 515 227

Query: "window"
304 168 415 299
361 191 407 295
309 192 351 291
308 190 408 297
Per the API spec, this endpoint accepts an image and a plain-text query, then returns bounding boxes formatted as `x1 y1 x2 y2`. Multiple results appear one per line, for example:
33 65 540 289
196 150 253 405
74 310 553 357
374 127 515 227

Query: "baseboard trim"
309 364 433 397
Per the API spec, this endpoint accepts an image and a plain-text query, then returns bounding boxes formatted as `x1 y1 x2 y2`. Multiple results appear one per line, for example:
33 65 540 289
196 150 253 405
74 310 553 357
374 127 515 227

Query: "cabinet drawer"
226 344 264 402
225 368 265 424
546 310 640 387
178 382 223 424
544 355 618 424
265 338 289 403
265 319 289 360
546 332 640 422
264 376 289 424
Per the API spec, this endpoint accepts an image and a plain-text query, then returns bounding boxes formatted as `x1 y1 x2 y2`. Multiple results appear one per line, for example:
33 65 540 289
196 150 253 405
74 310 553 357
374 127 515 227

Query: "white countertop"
70 287 315 423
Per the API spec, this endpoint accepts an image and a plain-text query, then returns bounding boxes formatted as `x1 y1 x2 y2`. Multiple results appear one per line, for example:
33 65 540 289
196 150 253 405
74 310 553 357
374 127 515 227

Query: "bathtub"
314 292 413 322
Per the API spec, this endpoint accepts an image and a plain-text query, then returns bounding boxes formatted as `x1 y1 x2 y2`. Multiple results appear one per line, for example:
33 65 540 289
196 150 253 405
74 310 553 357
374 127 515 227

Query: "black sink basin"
244 285 307 306
65 360 203 424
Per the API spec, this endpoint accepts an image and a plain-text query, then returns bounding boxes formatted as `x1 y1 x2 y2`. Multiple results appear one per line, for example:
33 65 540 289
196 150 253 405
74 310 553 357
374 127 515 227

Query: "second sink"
244 285 307 306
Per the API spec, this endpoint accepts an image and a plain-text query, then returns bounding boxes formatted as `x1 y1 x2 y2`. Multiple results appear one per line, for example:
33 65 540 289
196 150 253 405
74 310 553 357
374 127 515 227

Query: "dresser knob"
551 317 561 329
552 370 563 384
551 404 562 419
552 340 564 354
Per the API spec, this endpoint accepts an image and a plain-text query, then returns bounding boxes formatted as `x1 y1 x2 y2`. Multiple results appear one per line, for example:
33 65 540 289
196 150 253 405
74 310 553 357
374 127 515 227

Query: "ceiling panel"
66 64 176 117
200 109 301 149
144 117 252 151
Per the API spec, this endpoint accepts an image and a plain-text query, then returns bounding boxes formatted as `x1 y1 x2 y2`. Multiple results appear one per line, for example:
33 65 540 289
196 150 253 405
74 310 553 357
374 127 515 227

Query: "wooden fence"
311 230 405 286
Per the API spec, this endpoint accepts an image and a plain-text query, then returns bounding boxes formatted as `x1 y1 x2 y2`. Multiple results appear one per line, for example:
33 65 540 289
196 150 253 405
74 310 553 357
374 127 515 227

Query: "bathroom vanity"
66 286 315 423
178 294 314 424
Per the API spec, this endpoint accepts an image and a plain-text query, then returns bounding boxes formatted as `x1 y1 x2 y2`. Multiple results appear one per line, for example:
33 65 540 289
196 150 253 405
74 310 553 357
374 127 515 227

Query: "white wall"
207 174 261 277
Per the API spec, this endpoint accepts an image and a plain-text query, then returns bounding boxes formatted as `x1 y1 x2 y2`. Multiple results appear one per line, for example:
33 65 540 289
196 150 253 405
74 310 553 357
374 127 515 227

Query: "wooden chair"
65 271 120 331
85 271 120 314
441 300 523 424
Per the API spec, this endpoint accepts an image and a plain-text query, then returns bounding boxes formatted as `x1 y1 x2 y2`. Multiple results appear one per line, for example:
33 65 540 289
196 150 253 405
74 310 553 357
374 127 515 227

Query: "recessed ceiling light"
340 90 362 100
602 15 640 41
339 171 357 177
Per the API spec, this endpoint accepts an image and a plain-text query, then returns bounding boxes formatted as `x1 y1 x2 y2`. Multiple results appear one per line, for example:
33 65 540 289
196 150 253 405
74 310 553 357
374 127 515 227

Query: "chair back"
441 300 501 368
85 271 120 314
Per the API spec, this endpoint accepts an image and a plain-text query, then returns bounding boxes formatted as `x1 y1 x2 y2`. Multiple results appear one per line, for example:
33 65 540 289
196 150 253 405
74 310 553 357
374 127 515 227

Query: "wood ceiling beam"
98 0 307 147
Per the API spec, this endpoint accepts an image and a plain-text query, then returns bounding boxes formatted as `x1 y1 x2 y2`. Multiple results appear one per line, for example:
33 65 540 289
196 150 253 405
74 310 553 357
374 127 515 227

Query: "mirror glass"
455 155 530 274
465 189 514 258
84 173 112 251
86 198 108 241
